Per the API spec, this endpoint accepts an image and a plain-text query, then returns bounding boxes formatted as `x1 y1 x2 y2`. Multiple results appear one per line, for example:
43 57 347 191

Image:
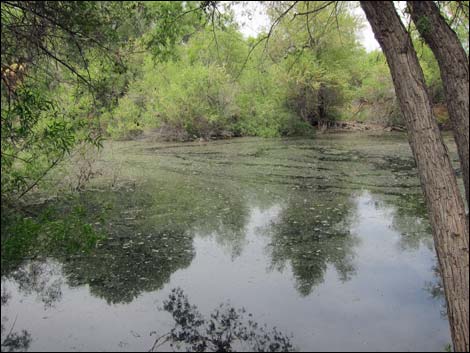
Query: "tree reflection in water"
265 191 359 296
1 290 32 352
150 288 295 352
0 327 31 353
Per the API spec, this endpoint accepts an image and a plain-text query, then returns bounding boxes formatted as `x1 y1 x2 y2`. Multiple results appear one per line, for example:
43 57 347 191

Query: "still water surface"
1 133 453 351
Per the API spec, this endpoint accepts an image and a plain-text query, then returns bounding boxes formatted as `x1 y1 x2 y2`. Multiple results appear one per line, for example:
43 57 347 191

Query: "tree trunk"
318 83 326 120
360 2 469 351
408 1 470 208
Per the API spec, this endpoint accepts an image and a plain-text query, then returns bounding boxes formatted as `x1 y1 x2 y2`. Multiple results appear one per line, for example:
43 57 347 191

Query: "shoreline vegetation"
134 120 449 143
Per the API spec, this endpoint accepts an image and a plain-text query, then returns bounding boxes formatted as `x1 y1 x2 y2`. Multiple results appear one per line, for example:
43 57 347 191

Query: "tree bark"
360 2 469 351
408 1 470 208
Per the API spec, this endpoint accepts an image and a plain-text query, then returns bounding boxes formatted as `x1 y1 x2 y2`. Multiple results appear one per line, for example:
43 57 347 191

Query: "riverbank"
133 121 400 143
313 119 406 133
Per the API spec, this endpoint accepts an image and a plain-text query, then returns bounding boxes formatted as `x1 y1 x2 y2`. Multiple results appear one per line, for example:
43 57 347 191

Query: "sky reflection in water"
1 134 452 351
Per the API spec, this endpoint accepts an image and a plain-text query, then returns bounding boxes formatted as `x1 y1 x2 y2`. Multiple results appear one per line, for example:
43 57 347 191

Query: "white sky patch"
352 5 381 52
230 1 270 38
230 1 382 52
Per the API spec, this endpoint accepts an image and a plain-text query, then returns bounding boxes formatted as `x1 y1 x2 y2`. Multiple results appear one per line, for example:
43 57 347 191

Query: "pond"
1 133 455 351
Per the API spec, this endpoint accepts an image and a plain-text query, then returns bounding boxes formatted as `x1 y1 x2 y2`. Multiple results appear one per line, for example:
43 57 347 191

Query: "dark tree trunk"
408 1 470 208
360 2 469 351
318 83 326 119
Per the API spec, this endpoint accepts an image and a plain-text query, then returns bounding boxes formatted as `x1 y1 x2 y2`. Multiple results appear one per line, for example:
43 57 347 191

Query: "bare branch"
235 1 299 78
16 155 64 201
292 1 336 18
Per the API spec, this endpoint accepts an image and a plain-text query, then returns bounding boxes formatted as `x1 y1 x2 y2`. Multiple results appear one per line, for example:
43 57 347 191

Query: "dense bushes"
105 57 240 140
107 23 355 140
106 3 447 141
